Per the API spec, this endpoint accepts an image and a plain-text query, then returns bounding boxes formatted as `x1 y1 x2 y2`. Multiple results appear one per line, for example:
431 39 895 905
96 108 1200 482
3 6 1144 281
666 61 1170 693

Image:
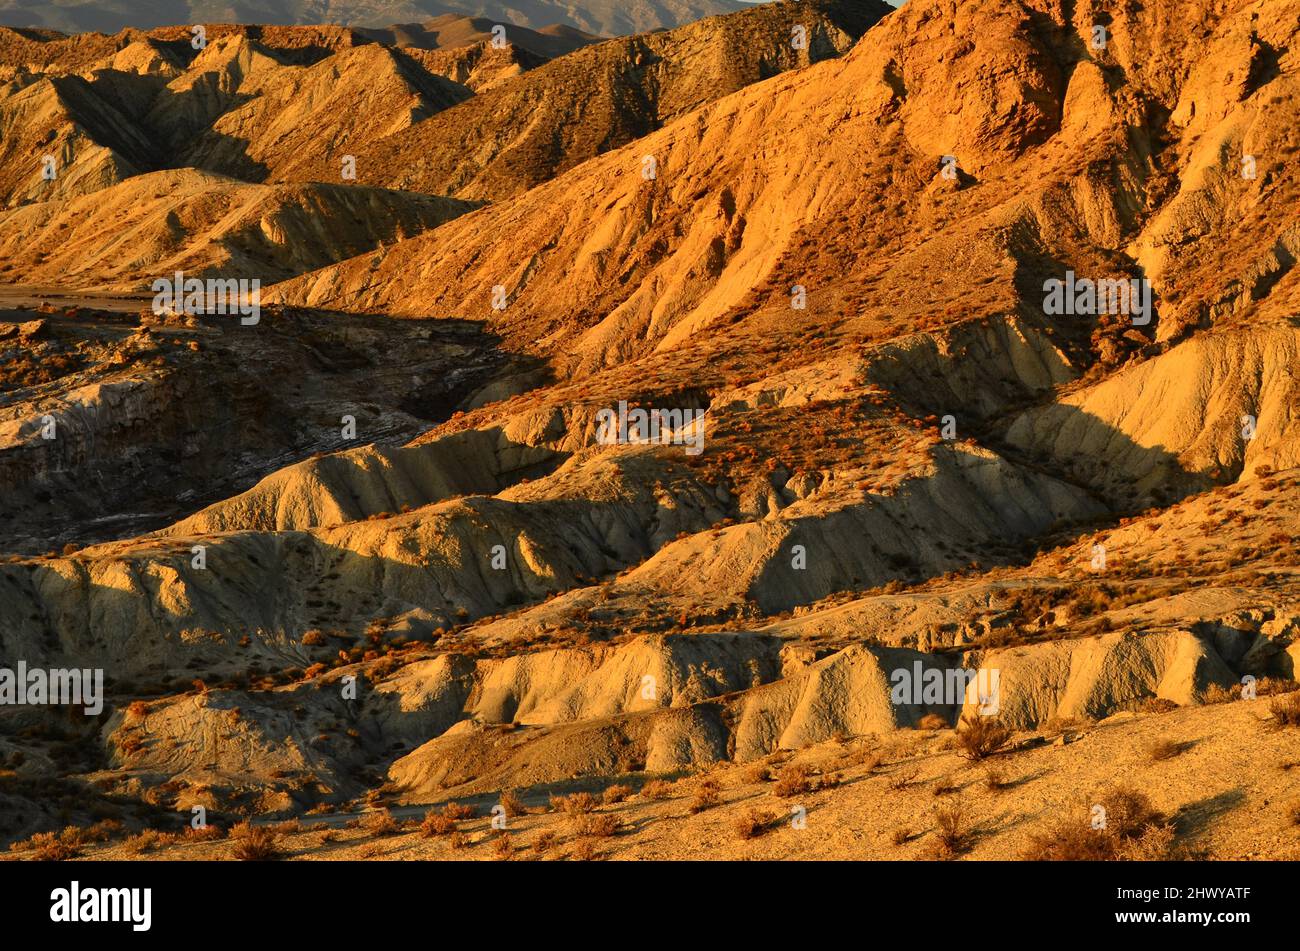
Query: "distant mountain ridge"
0 0 751 37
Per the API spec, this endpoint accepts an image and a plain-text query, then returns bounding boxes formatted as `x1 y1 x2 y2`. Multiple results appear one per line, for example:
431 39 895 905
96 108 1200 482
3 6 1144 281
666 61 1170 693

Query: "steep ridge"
0 69 155 207
286 0 893 200
271 0 1297 385
0 168 476 288
149 35 472 183
356 14 600 57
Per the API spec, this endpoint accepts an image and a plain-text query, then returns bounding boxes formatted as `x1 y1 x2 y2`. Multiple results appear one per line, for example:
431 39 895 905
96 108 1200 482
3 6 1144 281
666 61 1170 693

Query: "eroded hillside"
1 0 1299 862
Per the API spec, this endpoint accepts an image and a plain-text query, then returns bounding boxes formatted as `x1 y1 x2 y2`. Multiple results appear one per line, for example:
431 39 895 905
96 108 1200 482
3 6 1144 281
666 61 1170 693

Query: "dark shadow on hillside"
0 307 540 553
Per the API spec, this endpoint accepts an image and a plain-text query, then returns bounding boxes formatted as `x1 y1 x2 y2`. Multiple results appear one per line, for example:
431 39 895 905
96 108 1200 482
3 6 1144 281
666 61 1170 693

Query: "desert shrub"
688 784 722 814
551 792 598 815
1141 697 1178 714
1271 693 1300 728
601 784 632 805
933 798 970 859
123 829 172 854
532 831 557 854
1204 682 1236 704
983 766 1009 792
28 831 80 861
640 779 673 800
442 802 475 820
573 814 619 838
841 747 882 771
499 788 526 817
420 812 457 837
87 819 124 842
186 824 225 841
955 714 1011 761
733 808 776 840
773 763 813 797
231 824 281 861
493 833 514 860
1023 788 1172 861
363 810 400 836
916 713 948 730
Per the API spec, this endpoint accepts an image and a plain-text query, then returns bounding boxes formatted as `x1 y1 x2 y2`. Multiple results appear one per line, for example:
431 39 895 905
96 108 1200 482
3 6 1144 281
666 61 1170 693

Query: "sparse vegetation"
955 715 1012 761
231 823 282 861
573 814 619 838
734 807 778 840
1271 693 1300 728
773 764 813 797
932 798 971 860
1023 788 1174 861
601 784 632 805
689 780 723 814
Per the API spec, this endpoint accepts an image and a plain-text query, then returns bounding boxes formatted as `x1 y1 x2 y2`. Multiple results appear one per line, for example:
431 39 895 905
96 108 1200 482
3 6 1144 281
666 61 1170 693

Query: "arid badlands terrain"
0 0 1298 863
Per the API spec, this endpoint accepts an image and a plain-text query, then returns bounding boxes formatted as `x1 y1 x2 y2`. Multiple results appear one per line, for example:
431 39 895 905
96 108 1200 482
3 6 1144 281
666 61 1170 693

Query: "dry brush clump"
572 813 619 838
773 764 814 797
931 797 971 860
25 830 81 861
689 779 723 813
601 784 633 805
441 802 476 820
230 822 282 861
982 766 1009 792
499 788 526 817
639 779 674 800
955 715 1012 761
363 809 401 836
1023 788 1175 861
493 833 515 860
1271 693 1300 728
733 807 778 840
551 791 598 815
420 812 457 837
123 829 177 855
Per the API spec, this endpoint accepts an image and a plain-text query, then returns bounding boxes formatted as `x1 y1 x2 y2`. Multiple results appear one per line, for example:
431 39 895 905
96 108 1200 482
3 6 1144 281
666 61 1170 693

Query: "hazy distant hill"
0 0 750 36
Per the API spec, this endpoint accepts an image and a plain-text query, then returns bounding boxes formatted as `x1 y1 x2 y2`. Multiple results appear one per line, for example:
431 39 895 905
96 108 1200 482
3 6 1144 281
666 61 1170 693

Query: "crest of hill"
270 0 1298 386
0 0 748 38
0 167 477 289
0 67 156 207
290 0 894 200
356 13 599 57
0 30 478 208
151 35 472 183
